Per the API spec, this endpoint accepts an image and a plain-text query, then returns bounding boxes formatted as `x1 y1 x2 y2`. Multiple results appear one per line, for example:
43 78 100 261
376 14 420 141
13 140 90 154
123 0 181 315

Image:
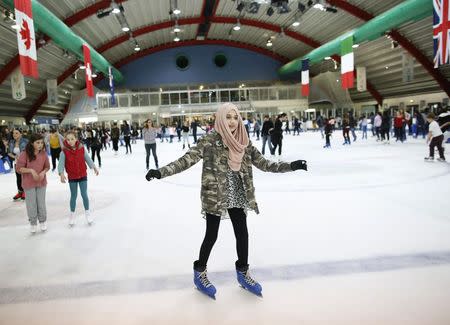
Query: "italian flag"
341 36 354 89
301 59 309 97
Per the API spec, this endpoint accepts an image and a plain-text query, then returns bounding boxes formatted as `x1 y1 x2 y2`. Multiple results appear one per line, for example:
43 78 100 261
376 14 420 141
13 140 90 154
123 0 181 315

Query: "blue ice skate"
236 269 262 297
194 269 216 299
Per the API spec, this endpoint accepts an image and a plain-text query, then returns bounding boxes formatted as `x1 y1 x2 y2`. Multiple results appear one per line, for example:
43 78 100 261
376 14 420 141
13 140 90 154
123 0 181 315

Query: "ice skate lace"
241 271 257 286
198 271 212 288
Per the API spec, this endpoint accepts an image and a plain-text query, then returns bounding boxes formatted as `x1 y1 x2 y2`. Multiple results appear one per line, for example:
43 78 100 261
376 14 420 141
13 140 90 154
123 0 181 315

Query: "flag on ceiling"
108 66 116 106
433 0 450 67
341 35 354 89
356 67 366 92
82 44 94 97
14 0 38 78
11 68 26 101
301 59 309 97
47 79 58 105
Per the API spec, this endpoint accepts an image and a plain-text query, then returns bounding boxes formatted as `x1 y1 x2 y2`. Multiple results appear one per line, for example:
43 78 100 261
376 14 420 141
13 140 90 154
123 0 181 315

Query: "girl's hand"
94 167 99 176
60 174 67 183
38 171 46 181
31 170 40 181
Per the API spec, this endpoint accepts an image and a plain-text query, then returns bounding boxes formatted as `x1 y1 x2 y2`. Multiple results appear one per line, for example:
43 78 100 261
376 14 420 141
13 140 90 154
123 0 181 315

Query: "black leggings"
91 147 101 167
124 136 132 153
50 147 61 170
112 138 119 152
15 166 23 193
194 208 248 271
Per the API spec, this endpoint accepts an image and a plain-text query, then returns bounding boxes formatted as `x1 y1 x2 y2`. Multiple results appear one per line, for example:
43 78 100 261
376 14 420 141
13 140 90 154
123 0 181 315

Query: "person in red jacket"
58 131 99 227
394 111 404 142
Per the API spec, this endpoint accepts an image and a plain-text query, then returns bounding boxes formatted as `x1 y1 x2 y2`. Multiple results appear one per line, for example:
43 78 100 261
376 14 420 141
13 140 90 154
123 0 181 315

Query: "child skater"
16 134 50 234
425 113 446 162
145 103 308 299
323 118 333 148
58 131 99 226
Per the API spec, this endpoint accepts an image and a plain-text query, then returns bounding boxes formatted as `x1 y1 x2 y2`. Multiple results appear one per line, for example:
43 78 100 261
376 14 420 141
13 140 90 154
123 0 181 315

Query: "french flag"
301 59 309 97
14 0 38 78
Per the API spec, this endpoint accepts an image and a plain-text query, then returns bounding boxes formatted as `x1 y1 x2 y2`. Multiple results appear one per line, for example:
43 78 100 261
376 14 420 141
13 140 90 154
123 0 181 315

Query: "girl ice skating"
16 134 50 234
145 103 308 299
58 131 99 226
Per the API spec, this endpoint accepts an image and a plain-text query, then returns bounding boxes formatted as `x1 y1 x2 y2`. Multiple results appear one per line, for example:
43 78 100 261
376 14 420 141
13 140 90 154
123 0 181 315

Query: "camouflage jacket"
159 132 293 217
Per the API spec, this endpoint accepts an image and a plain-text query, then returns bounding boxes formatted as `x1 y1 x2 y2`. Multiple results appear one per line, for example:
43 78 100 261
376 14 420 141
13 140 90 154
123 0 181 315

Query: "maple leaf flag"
14 0 38 78
83 44 94 97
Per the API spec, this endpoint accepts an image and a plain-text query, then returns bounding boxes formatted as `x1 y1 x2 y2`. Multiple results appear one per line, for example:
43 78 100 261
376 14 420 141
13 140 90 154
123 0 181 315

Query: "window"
170 93 180 105
220 90 229 102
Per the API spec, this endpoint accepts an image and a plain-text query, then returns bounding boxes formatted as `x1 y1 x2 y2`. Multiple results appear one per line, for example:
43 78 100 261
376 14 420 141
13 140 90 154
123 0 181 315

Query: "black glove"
145 169 161 181
291 160 307 171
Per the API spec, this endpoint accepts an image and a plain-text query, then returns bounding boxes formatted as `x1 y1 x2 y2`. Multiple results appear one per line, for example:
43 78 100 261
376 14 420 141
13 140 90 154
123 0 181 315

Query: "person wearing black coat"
271 114 284 156
261 115 274 155
381 111 391 144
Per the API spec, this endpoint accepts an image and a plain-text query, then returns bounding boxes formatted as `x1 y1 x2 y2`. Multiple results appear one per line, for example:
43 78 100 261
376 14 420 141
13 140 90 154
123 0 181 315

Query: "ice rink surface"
1 131 450 324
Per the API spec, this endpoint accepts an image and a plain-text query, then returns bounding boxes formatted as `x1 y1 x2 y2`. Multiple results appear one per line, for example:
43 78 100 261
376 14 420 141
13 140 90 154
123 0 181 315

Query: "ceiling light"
325 56 331 60
173 8 181 15
173 22 181 33
266 40 273 47
199 85 204 90
385 66 389 69
79 64 86 70
111 3 121 14
134 44 141 51
27 80 31 84
92 72 98 78
233 20 241 31
159 88 163 92
122 26 130 32
352 44 359 48
292 20 300 27
174 36 180 42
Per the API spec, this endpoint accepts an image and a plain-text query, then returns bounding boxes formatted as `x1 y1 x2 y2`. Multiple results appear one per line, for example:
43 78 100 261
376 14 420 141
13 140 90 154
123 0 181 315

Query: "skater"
349 113 357 142
261 115 274 155
142 119 159 170
253 117 261 140
323 118 332 148
394 111 404 142
58 131 99 226
8 129 28 201
145 103 308 299
342 114 351 145
45 128 64 172
181 120 191 150
90 128 102 168
271 114 284 157
360 114 368 139
374 112 382 141
122 121 132 153
191 119 198 144
111 122 120 155
15 134 50 234
381 111 391 144
293 117 300 136
424 113 446 162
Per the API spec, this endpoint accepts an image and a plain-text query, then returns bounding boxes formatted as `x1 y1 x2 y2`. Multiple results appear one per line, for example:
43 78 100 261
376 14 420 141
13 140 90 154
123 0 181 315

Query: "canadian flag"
14 0 38 78
83 44 94 97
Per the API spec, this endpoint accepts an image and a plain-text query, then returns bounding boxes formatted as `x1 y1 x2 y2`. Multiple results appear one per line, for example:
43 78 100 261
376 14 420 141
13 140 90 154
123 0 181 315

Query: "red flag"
14 0 38 78
82 44 94 97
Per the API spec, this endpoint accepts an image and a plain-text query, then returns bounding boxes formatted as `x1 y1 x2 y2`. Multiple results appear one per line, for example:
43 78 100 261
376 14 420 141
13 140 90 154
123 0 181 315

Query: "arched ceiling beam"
327 0 450 97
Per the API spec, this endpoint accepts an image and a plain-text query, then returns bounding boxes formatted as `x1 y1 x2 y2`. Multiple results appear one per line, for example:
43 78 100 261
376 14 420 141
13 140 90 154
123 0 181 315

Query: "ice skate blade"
195 287 216 300
239 285 263 298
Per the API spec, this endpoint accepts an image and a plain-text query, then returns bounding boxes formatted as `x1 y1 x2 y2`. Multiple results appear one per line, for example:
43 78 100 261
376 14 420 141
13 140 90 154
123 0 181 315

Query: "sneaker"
85 211 93 225
194 269 216 299
30 225 37 234
40 222 47 232
21 192 25 200
424 156 434 161
236 268 262 296
13 192 22 201
68 212 75 227
437 158 446 162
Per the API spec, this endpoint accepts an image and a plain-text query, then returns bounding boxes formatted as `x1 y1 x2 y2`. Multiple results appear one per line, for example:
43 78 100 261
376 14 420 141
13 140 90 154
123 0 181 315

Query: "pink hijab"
214 103 249 171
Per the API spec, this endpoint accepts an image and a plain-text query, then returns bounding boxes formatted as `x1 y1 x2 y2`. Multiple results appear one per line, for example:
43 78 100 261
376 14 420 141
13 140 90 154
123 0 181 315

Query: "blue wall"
112 45 289 88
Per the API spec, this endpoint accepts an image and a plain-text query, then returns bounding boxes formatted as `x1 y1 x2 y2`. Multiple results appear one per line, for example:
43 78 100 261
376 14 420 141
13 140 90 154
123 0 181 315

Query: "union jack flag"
433 0 450 67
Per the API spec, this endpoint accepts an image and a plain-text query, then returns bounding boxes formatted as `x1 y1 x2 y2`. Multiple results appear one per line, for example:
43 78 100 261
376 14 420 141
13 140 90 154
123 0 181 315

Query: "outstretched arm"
250 145 307 172
146 137 206 181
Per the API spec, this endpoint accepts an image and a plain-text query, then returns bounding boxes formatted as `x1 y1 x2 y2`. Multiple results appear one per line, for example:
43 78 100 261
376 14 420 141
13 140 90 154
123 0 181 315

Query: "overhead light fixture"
385 66 389 69
173 8 181 15
92 71 98 78
111 2 121 14
233 19 241 31
352 43 359 48
79 63 86 70
159 88 163 92
173 22 181 33
325 56 331 60
199 85 204 90
292 19 300 27
27 80 31 84
174 35 180 42
266 39 273 47
134 44 141 51
122 26 130 32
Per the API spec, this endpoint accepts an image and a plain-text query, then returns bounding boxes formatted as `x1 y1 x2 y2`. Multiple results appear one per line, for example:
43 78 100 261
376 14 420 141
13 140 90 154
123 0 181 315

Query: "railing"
96 84 303 110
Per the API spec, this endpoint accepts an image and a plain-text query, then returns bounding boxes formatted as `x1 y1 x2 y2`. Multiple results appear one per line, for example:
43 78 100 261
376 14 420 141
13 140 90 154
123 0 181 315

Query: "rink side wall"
107 45 296 88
